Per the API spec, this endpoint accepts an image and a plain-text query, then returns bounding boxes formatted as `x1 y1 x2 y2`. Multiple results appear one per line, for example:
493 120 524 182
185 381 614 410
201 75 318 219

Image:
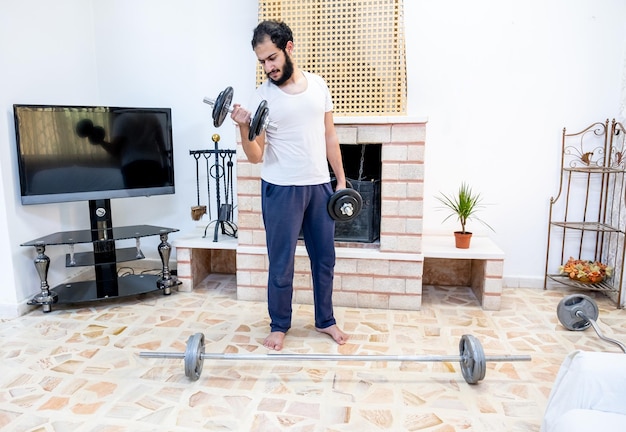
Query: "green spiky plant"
436 182 494 234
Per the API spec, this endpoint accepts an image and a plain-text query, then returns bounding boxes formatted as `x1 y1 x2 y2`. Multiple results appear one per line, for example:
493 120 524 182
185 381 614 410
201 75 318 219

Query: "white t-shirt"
254 71 333 186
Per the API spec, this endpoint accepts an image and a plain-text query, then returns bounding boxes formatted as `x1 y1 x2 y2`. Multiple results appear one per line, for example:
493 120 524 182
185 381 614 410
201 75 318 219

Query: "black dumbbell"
203 86 277 141
328 179 363 222
75 119 106 145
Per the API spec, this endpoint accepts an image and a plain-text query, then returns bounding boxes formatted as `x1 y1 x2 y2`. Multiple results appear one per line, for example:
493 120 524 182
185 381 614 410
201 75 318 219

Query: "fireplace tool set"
189 133 237 242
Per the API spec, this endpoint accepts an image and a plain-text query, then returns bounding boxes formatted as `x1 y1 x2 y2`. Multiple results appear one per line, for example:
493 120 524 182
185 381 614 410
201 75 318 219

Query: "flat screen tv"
13 104 175 205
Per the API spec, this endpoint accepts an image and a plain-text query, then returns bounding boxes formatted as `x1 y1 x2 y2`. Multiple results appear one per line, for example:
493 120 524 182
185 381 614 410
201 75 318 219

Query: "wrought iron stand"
189 134 237 242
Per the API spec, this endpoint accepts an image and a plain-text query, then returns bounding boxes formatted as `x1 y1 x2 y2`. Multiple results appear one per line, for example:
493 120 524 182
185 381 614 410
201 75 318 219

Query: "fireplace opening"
332 144 382 243
339 143 382 181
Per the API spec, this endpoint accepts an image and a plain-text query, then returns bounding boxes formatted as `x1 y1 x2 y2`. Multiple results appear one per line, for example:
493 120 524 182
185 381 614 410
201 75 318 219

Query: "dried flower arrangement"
559 257 612 283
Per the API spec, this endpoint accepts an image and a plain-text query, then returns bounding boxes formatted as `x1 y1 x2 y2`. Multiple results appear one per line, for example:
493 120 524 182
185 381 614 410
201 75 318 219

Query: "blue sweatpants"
261 180 337 333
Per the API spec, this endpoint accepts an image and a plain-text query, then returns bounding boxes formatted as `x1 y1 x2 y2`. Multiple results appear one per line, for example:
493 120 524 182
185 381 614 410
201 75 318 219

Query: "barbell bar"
556 293 626 353
139 333 531 384
203 86 278 141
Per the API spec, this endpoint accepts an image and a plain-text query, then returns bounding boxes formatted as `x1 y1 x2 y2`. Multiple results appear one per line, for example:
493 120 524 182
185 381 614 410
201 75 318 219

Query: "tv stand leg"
157 232 180 294
27 244 58 313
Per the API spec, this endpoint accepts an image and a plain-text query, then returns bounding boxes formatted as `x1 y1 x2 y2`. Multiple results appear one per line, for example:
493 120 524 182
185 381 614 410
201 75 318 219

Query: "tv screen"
13 104 175 205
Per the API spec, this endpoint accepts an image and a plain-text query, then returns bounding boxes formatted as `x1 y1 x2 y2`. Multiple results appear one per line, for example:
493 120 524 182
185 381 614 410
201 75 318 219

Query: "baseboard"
503 276 545 289
0 300 37 320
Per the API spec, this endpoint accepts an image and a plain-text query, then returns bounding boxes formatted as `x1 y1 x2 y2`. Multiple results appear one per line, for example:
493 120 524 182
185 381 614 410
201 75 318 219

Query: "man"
231 20 349 351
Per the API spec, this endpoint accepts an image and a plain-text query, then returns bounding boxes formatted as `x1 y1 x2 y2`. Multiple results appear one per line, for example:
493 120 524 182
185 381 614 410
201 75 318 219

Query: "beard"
268 51 294 86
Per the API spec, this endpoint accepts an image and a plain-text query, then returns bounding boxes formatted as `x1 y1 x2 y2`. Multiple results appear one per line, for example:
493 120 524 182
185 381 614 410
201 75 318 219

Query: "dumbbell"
328 179 363 222
556 293 626 353
75 119 106 145
203 86 277 141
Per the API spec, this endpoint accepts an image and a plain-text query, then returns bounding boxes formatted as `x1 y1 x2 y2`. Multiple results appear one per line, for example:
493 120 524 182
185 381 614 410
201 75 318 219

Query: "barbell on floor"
139 333 532 384
203 86 278 141
556 293 626 353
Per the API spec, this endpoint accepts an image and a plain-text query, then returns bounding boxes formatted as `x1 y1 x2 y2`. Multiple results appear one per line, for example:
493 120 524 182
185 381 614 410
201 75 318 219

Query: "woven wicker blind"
257 0 407 116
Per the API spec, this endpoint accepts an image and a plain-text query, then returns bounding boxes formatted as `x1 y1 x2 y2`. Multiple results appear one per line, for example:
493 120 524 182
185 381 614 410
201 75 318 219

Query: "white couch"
542 350 626 431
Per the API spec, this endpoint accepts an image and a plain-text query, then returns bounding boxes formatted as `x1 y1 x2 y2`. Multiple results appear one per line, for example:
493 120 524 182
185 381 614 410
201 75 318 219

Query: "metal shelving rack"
544 119 626 308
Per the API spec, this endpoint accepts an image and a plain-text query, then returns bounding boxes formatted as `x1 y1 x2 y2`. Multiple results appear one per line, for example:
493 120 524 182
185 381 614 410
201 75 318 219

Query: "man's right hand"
231 104 251 129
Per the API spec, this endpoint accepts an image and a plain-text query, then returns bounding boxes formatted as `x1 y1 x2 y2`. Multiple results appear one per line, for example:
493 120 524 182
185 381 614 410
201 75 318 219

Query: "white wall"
0 0 259 317
0 0 100 315
406 0 626 287
1 0 625 317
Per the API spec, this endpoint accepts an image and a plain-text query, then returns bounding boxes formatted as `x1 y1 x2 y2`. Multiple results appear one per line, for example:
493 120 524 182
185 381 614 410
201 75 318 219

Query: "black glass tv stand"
21 200 181 313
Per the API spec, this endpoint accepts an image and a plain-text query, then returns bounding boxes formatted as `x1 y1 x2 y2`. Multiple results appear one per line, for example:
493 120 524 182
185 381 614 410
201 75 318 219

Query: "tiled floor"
1 274 625 431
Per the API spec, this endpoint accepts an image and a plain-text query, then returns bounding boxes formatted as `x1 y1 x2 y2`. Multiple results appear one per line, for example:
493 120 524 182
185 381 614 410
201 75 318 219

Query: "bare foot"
263 331 285 351
316 324 349 345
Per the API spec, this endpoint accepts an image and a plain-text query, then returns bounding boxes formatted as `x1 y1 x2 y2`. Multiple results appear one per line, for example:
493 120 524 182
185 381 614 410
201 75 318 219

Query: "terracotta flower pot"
454 231 472 249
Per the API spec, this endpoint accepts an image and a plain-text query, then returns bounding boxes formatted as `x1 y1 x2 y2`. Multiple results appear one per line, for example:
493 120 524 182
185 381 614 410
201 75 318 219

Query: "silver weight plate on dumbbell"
184 332 205 381
213 86 234 128
459 334 486 384
556 293 599 331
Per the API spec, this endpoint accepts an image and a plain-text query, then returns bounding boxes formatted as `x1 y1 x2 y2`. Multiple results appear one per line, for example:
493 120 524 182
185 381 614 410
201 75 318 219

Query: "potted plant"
436 182 494 248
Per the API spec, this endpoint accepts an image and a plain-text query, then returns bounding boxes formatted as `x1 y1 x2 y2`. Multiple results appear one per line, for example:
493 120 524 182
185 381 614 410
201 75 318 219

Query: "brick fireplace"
235 117 427 311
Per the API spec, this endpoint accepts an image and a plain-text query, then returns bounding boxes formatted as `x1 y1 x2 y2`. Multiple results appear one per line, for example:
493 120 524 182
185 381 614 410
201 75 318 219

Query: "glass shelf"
22 222 180 313
21 225 178 247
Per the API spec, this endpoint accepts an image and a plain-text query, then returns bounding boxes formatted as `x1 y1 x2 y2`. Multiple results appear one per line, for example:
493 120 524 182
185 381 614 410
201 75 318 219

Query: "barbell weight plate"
327 188 363 221
556 293 599 331
212 86 234 128
184 332 205 381
257 106 270 135
458 334 486 384
248 100 268 141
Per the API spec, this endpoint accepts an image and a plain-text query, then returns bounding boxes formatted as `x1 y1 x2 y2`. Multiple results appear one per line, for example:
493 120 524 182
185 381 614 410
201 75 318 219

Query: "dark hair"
252 20 293 50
